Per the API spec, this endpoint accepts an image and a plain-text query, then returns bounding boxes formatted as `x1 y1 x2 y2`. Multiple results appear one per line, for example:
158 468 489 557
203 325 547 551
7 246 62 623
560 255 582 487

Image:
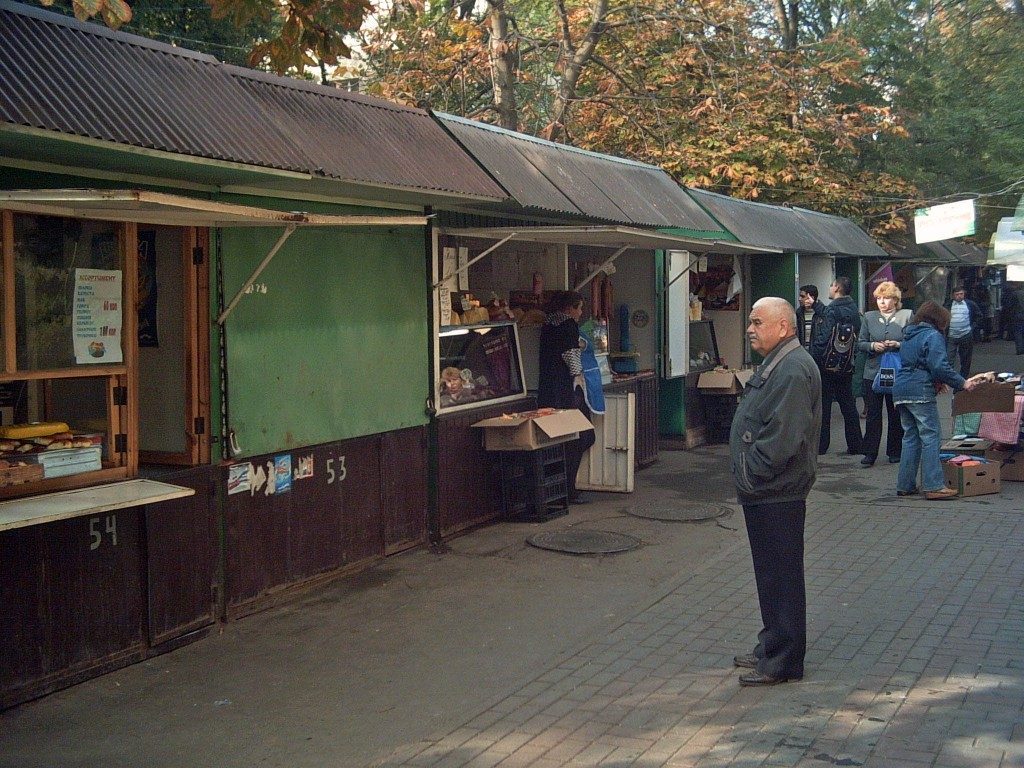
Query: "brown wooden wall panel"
338 435 384 566
225 457 292 610
145 465 218 647
224 428 425 615
381 426 427 554
1 510 146 708
436 398 534 536
287 443 345 581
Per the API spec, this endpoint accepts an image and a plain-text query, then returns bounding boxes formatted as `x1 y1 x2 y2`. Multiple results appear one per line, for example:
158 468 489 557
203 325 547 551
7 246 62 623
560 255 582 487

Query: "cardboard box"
942 461 1000 497
472 409 594 452
697 368 753 394
952 382 1016 416
985 448 1024 482
940 438 993 457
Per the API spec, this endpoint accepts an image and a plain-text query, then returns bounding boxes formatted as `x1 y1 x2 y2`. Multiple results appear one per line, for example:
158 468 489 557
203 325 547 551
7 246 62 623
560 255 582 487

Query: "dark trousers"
1015 321 1024 355
945 334 973 377
861 383 903 461
819 371 862 454
565 393 596 499
743 499 806 678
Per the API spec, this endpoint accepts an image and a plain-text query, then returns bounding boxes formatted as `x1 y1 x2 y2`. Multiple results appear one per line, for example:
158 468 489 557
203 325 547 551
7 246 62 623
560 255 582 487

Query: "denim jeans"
896 402 945 493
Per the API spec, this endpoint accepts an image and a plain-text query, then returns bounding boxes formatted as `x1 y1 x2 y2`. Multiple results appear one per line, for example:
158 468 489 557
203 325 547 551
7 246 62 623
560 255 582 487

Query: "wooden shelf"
0 478 195 532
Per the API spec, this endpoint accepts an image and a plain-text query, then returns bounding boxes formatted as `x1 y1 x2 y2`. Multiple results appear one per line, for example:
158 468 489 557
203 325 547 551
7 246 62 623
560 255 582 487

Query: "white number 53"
325 455 347 485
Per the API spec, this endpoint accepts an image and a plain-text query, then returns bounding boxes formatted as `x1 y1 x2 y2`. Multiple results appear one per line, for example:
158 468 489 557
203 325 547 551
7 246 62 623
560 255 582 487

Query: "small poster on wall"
691 264 740 310
274 455 292 493
137 229 159 347
73 268 123 364
440 247 457 324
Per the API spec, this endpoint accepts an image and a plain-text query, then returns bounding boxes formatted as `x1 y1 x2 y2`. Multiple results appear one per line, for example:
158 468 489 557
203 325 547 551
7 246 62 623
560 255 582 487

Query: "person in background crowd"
796 285 824 351
810 276 863 456
1010 283 1024 355
730 297 821 686
537 291 596 504
858 281 913 467
944 284 981 376
974 285 993 342
999 284 1016 341
892 301 983 500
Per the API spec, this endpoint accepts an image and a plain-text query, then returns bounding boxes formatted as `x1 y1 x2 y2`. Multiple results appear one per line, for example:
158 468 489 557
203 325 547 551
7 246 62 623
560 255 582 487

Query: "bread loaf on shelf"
0 422 70 440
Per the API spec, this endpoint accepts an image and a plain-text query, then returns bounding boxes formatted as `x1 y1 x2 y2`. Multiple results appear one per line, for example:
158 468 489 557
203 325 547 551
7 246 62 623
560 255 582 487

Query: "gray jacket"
729 337 822 505
857 309 912 382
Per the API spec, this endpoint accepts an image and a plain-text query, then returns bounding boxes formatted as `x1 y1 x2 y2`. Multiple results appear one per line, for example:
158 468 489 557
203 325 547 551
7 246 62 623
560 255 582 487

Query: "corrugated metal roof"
791 207 886 257
685 188 831 253
436 113 725 232
881 235 987 265
0 1 507 201
929 239 986 264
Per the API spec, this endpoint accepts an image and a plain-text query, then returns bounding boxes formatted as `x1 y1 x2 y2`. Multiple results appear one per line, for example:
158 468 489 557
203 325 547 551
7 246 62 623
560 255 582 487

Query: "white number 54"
89 515 118 551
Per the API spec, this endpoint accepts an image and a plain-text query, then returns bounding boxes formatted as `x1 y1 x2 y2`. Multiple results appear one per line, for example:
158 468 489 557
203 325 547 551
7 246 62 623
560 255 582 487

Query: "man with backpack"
810 276 863 456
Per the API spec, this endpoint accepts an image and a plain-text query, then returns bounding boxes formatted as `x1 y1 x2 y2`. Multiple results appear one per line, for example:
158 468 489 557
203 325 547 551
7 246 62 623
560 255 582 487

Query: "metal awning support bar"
574 246 630 292
217 224 297 325
915 265 942 288
431 233 517 289
664 252 700 292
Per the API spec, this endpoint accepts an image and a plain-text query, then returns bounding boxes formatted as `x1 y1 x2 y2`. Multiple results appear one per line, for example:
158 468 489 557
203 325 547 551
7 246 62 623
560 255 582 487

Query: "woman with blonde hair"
857 281 913 467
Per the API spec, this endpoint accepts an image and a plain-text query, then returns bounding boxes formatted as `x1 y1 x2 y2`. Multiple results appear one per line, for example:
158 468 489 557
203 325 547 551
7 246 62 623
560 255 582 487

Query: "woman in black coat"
537 290 596 503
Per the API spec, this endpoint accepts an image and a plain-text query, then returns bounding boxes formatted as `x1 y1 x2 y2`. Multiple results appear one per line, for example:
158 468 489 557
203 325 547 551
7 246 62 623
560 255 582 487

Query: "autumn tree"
360 0 913 231
34 0 370 75
857 0 1024 240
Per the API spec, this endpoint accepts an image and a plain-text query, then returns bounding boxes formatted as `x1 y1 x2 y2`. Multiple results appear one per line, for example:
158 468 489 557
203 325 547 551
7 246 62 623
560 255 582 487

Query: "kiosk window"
14 216 120 371
438 323 525 408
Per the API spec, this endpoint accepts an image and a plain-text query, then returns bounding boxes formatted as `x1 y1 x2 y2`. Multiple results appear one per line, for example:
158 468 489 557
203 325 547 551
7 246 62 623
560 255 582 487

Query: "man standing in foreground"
730 297 822 686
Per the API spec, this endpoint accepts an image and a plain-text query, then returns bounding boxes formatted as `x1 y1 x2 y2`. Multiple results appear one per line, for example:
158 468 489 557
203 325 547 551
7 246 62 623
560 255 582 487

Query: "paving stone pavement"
379 453 1024 768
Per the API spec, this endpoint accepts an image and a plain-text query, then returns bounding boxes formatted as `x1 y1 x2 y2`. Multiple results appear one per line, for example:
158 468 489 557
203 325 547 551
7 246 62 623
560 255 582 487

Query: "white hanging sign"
73 268 123 364
914 199 975 244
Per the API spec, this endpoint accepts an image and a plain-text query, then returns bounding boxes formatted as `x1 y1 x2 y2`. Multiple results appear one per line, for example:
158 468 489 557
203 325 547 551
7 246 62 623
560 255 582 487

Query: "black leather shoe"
888 456 901 464
738 671 801 686
568 493 590 505
733 653 758 668
897 488 919 497
860 456 876 467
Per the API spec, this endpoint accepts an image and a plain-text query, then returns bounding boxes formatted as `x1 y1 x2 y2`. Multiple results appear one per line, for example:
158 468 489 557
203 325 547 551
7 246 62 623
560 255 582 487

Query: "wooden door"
138 227 210 466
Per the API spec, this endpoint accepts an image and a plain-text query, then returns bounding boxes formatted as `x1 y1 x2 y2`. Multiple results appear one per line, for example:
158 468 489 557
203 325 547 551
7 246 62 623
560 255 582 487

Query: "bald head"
752 297 797 327
747 297 798 356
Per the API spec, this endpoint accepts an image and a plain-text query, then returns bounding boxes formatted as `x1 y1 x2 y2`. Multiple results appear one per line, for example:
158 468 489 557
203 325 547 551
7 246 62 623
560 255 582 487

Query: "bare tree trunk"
541 0 609 143
486 0 519 131
773 0 798 50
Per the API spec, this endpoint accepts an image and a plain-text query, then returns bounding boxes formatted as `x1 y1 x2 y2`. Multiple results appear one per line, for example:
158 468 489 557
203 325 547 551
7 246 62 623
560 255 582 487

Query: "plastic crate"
498 445 569 522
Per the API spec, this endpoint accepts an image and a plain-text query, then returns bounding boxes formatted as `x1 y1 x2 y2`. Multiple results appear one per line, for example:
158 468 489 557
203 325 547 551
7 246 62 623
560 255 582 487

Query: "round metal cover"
627 502 733 522
527 529 641 554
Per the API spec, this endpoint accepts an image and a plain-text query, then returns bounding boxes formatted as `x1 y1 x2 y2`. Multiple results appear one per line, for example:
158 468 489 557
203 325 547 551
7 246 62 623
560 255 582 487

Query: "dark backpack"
821 320 857 373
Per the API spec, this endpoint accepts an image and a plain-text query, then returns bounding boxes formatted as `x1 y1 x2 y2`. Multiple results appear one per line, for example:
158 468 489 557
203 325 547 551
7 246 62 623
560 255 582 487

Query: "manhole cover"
627 503 733 522
526 529 641 555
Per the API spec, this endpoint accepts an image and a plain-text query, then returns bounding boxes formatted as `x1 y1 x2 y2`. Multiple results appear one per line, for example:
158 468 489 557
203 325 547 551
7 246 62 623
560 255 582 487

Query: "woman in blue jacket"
892 301 981 500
